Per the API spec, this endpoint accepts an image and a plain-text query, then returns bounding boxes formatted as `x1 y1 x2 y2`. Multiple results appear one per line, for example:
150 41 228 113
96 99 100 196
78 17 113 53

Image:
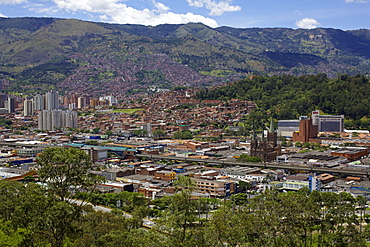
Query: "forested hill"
196 74 370 128
1 17 370 95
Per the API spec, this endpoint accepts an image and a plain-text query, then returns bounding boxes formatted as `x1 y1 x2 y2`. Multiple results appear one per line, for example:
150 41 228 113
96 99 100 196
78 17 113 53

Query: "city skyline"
0 0 369 30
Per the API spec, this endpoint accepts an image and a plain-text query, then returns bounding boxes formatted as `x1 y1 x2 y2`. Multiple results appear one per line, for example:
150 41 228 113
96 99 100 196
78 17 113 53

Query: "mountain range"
0 17 370 96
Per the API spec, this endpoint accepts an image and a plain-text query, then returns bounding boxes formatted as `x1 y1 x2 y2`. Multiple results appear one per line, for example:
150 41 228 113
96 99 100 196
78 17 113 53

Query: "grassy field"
111 108 144 114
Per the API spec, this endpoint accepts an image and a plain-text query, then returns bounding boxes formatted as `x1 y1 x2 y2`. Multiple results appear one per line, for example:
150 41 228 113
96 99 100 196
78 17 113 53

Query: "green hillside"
196 74 370 129
1 17 370 95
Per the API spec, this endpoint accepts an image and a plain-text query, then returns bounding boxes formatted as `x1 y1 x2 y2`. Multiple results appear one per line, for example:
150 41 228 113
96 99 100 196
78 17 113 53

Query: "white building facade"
38 110 78 131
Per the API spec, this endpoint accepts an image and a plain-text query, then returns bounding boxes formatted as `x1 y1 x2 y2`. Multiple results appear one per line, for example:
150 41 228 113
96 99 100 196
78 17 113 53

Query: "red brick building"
331 148 369 161
292 119 319 143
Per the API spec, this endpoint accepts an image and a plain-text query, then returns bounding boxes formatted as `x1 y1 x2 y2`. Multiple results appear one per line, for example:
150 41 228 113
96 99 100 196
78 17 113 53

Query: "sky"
0 0 370 30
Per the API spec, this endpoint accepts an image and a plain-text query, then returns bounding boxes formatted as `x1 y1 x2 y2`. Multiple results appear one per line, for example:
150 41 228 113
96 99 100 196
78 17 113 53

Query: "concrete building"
63 110 78 129
312 110 344 132
331 148 369 161
38 109 78 131
33 94 45 111
274 181 308 191
17 148 43 157
90 99 98 107
280 111 344 138
45 90 59 110
81 146 108 162
7 97 15 113
277 120 300 137
69 103 76 110
195 178 236 197
287 151 347 167
220 166 261 179
154 170 176 181
23 99 33 116
0 94 5 108
77 97 86 109
95 183 134 193
141 123 152 134
99 96 117 106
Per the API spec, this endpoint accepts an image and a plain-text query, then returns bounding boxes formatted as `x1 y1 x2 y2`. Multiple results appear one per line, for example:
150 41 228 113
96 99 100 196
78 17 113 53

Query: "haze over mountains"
0 17 370 96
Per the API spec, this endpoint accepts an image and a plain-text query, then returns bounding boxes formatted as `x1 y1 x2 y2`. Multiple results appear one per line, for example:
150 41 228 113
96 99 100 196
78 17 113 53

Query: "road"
66 198 156 228
1 140 368 176
135 153 370 176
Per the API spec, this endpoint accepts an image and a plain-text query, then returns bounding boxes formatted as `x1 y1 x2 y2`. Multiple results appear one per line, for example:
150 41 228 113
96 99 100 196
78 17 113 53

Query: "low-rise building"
331 148 369 161
154 170 176 181
81 146 108 161
16 148 43 157
95 182 134 193
273 181 308 191
101 168 135 181
194 178 236 198
220 166 261 179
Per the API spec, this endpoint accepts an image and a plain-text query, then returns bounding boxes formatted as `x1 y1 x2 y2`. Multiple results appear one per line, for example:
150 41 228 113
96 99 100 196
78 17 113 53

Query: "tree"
22 175 35 182
302 142 311 149
156 176 201 246
152 129 165 137
133 129 148 137
36 147 105 247
36 147 103 201
0 119 12 128
0 180 73 247
173 130 193 139
238 181 252 192
356 195 367 224
70 136 77 141
0 221 28 247
281 139 287 147
71 210 130 246
238 154 262 163
85 140 99 146
262 173 275 183
43 201 82 247
231 193 249 205
92 127 100 134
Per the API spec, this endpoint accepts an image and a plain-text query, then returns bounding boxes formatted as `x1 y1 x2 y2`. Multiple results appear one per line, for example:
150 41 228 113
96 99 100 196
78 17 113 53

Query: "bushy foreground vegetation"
1 147 370 246
1 178 370 246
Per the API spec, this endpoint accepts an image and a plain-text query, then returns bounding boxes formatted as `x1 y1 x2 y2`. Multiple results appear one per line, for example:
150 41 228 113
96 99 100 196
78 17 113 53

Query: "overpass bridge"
0 141 52 149
135 154 370 176
2 141 368 176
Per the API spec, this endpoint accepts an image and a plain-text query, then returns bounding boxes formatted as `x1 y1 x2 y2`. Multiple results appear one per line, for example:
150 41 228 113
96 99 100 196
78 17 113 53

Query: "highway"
1 140 368 176
0 141 53 148
135 153 370 176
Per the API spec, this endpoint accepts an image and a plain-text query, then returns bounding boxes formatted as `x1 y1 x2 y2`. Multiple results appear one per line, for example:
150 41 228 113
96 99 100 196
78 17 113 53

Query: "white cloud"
186 0 241 16
42 0 218 27
0 0 27 4
0 13 7 17
153 1 170 14
26 3 59 14
345 0 370 3
295 18 320 29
